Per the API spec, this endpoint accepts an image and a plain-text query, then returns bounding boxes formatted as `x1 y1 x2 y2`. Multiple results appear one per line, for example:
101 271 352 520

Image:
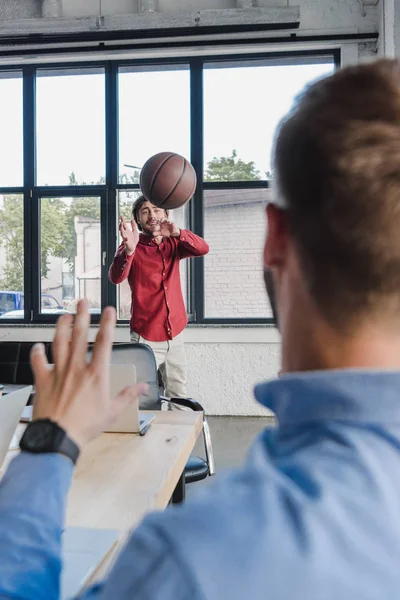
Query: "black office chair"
97 343 216 503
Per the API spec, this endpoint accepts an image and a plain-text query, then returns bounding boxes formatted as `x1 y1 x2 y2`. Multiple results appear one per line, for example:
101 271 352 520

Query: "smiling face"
136 200 168 236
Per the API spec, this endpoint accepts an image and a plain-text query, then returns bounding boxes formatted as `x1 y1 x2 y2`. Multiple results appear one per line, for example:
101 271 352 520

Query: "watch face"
23 420 60 451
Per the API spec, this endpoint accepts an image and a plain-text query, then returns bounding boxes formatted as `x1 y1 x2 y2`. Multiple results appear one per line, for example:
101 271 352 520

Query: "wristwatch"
20 419 80 465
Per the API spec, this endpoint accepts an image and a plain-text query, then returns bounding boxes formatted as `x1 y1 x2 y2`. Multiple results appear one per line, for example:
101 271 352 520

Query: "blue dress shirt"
1 370 400 599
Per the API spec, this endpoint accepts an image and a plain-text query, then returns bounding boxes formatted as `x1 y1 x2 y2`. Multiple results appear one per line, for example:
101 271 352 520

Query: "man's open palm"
119 216 139 255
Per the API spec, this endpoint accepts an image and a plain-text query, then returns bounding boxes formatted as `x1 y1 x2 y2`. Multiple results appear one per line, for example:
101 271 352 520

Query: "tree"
204 150 261 182
0 194 68 290
61 196 100 269
0 195 24 290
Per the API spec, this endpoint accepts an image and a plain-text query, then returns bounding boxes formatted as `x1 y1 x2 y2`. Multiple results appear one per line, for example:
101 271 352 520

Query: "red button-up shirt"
109 230 209 342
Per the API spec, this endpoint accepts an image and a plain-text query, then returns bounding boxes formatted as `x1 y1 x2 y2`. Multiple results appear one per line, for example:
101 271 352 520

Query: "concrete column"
0 0 41 19
42 0 62 17
395 0 400 55
139 0 158 12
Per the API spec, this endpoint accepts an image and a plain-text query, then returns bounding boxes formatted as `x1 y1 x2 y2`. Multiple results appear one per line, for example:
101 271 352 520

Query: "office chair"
93 342 216 503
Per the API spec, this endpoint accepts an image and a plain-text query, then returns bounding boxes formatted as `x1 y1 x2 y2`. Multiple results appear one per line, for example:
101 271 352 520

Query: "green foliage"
204 150 261 182
0 195 24 290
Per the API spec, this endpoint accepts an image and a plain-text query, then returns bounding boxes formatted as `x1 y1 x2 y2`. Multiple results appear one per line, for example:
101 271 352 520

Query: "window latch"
102 251 107 267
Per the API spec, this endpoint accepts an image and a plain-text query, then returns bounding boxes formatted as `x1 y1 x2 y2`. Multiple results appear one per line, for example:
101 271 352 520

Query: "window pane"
204 188 272 319
40 196 101 314
204 58 335 182
36 68 105 186
117 191 188 320
0 193 24 319
0 72 23 187
118 65 190 184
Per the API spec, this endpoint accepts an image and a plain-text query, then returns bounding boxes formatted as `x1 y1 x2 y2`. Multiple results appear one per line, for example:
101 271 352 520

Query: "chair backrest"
88 343 161 411
0 342 52 385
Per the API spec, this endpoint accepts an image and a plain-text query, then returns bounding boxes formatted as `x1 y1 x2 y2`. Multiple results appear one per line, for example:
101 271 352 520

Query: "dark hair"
274 59 400 327
132 195 168 231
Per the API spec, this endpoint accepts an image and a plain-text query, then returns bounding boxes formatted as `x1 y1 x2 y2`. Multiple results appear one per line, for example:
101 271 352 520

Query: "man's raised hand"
30 299 148 450
119 216 139 256
160 220 180 238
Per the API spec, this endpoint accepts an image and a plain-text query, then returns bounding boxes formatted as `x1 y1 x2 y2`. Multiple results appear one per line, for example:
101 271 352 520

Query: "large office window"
0 51 338 324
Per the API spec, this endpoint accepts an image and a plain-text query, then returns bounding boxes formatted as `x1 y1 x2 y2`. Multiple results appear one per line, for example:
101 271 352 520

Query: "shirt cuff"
124 248 136 260
178 229 189 242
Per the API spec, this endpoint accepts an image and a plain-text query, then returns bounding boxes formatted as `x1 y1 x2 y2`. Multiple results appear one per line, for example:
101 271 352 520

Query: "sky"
0 60 334 188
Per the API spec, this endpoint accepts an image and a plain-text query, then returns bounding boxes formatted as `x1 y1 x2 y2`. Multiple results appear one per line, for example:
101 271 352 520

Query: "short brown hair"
274 59 400 327
132 195 168 231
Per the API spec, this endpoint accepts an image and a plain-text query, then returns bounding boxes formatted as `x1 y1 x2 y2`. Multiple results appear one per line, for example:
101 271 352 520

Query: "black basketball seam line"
149 153 176 196
161 158 187 205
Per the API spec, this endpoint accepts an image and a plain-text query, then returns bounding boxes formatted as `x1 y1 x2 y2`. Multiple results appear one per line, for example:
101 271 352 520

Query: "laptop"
104 364 155 434
0 386 32 467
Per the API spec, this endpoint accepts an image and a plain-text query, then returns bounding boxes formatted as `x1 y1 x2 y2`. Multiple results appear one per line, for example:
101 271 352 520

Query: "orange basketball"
140 152 197 210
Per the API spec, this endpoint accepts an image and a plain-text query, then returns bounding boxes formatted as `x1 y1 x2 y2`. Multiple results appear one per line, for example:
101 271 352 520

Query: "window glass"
40 195 101 314
36 68 105 186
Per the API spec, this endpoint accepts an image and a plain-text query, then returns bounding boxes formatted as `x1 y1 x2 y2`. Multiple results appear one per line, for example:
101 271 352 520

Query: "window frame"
0 49 340 326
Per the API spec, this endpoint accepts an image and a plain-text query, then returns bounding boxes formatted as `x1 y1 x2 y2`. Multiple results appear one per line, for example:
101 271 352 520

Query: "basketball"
140 152 197 210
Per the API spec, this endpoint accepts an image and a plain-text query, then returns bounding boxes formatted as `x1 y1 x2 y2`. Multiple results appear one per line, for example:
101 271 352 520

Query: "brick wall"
204 190 272 318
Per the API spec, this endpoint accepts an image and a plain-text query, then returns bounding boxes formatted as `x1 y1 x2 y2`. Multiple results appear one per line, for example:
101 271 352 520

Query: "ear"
264 204 289 269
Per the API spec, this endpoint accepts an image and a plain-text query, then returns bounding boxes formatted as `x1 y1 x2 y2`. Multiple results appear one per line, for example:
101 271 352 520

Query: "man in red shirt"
109 196 209 398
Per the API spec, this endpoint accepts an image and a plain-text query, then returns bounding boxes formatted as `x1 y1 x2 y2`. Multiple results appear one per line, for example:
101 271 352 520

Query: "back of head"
274 59 400 329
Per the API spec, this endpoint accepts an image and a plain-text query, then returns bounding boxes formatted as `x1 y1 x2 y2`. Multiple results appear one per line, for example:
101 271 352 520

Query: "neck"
281 312 400 373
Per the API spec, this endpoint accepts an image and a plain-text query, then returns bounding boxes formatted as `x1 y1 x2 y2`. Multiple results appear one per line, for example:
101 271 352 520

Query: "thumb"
114 383 148 408
30 343 51 386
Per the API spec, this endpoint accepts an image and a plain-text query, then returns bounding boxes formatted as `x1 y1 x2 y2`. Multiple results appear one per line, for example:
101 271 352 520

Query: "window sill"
0 322 280 344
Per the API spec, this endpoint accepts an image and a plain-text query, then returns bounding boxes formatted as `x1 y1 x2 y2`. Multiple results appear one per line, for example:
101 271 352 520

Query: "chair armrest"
160 396 204 412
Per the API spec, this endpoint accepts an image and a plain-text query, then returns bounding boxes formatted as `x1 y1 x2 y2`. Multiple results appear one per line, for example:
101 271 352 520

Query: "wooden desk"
5 410 202 532
67 410 202 531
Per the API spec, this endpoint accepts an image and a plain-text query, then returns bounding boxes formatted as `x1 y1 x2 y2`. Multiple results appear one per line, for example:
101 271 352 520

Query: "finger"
30 343 51 387
52 313 74 374
68 298 91 369
131 220 137 232
91 306 117 373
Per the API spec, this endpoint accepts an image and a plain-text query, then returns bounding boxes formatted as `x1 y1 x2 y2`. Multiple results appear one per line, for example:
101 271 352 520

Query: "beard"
263 268 279 329
141 220 161 237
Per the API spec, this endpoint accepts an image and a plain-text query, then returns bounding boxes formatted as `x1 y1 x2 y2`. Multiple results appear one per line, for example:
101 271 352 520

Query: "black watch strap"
20 419 80 465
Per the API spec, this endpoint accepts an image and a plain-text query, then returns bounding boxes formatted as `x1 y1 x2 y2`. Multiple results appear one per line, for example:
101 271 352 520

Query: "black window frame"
0 48 340 326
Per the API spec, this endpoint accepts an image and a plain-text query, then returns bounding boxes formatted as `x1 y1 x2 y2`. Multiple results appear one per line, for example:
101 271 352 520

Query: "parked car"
0 308 72 319
0 291 63 316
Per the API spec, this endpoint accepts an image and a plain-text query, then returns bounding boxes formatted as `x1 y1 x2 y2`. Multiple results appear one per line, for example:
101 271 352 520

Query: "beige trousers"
130 330 188 400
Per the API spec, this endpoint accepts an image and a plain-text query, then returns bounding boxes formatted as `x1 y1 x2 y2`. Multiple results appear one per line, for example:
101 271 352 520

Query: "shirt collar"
254 370 400 426
139 233 164 246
